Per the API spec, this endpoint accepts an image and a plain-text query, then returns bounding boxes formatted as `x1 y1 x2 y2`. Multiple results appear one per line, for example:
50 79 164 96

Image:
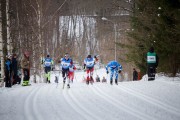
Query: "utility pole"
102 17 117 61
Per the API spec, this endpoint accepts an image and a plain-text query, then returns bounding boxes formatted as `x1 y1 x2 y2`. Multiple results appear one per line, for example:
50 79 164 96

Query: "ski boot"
86 80 89 85
48 80 51 83
115 79 118 85
67 84 70 88
90 77 93 85
63 80 66 84
110 80 113 85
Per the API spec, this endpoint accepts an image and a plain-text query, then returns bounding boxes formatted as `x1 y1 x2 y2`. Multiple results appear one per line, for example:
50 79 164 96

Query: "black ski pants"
147 66 156 81
5 70 11 87
23 68 30 81
62 68 69 81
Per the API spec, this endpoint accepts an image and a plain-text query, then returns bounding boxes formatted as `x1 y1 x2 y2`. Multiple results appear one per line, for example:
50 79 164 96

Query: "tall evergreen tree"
127 0 180 76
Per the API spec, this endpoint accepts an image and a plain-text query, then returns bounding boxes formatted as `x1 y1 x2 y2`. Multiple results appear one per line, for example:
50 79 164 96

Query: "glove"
106 71 109 74
118 70 121 73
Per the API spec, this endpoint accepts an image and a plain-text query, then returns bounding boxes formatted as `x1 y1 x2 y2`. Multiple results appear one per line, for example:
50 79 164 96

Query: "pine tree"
127 0 180 76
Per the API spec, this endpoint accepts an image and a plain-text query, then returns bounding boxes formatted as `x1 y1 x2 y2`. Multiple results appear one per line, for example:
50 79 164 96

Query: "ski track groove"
32 85 46 120
75 83 123 120
63 86 100 120
100 84 178 120
89 84 143 120
69 84 105 120
24 86 42 120
115 84 180 117
85 84 136 120
45 84 63 120
91 84 157 120
62 85 89 120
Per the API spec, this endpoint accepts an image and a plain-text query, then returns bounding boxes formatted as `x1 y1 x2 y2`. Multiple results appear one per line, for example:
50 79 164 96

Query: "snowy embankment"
0 69 180 120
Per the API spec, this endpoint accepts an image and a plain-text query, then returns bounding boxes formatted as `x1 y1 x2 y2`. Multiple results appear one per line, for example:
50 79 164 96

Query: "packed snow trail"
0 70 180 120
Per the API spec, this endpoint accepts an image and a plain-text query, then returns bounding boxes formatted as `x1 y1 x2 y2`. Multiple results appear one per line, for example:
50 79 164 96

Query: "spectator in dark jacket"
133 68 138 81
102 76 107 83
12 54 19 85
147 47 159 80
95 75 100 82
5 55 12 87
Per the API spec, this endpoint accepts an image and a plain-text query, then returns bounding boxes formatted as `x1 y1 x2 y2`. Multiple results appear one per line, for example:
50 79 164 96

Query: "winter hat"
149 47 154 53
24 51 30 57
65 53 69 57
87 55 91 58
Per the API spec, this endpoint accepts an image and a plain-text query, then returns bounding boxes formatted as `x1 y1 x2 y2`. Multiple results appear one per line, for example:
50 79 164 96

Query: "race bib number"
45 62 51 66
86 61 94 66
147 56 156 63
69 67 74 72
61 62 70 67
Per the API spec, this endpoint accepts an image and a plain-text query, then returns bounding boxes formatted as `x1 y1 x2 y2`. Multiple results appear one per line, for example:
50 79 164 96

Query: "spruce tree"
127 0 180 76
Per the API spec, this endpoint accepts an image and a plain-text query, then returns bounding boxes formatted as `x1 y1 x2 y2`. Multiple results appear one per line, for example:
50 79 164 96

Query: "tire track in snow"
115 84 180 118
91 84 157 120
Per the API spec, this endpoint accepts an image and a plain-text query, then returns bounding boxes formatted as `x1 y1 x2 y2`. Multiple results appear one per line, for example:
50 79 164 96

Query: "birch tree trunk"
1 0 8 87
0 1 5 86
6 0 11 55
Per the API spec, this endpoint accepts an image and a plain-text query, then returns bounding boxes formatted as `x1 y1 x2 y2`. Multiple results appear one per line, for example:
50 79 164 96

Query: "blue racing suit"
106 60 122 81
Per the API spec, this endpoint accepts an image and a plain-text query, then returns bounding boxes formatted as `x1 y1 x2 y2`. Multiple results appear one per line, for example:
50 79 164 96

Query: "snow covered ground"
0 68 180 120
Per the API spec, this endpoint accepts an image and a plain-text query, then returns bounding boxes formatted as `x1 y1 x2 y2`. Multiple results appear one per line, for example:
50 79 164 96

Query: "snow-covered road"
0 69 180 120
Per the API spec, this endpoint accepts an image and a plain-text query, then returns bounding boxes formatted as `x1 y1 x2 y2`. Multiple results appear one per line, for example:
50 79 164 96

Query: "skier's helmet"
65 53 69 58
87 55 91 58
47 55 50 57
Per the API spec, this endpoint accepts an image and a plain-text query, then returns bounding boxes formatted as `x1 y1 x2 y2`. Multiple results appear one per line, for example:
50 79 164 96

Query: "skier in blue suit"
60 53 73 88
106 60 122 85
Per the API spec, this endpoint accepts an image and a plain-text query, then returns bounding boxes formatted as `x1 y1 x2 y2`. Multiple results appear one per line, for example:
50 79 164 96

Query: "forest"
0 0 179 82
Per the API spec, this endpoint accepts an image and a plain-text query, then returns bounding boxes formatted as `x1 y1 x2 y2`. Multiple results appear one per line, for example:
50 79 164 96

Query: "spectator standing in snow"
5 55 12 87
21 51 31 86
11 54 19 85
133 68 138 81
102 76 107 83
95 75 100 82
146 47 159 81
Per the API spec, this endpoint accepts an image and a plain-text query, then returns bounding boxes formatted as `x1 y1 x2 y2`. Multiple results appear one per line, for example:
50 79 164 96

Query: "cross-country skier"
42 55 54 83
147 47 159 81
106 60 122 85
68 64 76 83
83 55 98 85
21 51 31 86
59 53 73 88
